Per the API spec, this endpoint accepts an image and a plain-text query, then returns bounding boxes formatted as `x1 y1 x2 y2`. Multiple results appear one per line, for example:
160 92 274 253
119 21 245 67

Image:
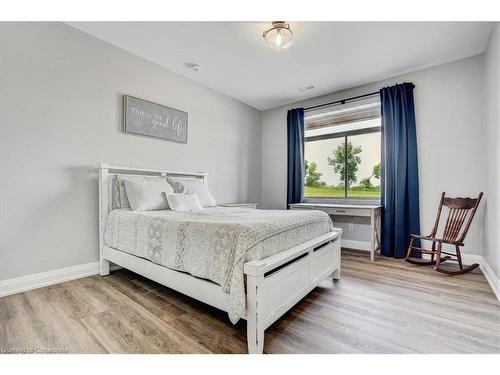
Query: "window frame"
303 120 382 204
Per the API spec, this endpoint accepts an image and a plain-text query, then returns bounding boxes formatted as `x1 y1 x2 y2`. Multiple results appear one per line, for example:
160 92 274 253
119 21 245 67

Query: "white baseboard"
0 262 100 297
341 239 371 251
0 262 122 298
478 257 500 302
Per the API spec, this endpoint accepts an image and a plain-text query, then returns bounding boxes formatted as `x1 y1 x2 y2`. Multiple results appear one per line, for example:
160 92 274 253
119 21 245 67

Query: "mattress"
104 206 334 323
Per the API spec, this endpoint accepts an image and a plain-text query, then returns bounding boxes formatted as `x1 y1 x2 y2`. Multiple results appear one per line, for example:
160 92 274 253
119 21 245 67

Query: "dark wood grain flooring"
1 250 499 353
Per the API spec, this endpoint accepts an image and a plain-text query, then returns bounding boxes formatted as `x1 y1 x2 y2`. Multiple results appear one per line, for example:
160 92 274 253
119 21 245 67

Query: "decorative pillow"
121 177 174 211
167 176 203 193
117 175 165 209
117 176 132 209
166 193 203 212
112 176 122 209
167 178 217 207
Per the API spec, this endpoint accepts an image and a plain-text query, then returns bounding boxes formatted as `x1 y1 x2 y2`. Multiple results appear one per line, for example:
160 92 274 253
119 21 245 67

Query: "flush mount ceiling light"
263 21 293 51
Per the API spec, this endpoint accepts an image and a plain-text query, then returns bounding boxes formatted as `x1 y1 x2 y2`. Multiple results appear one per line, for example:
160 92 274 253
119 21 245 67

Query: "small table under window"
289 203 382 262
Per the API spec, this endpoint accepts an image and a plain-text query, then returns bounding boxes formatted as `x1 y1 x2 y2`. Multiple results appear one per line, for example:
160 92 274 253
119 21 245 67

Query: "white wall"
261 55 486 255
0 22 262 280
483 24 500 278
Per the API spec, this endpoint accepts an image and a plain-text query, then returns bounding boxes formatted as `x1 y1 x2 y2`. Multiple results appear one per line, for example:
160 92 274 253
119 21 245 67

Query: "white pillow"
117 175 160 209
166 193 203 211
122 177 174 211
168 179 217 207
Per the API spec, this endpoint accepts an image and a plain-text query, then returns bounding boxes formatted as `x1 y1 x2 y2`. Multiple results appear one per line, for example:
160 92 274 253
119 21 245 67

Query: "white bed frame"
98 163 342 354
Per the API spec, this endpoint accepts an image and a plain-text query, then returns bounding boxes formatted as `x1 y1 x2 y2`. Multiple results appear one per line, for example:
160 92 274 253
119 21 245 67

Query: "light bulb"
276 30 283 47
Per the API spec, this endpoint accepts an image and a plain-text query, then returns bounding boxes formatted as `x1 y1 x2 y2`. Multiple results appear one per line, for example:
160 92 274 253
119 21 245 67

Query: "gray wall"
0 22 262 280
261 55 487 255
483 23 500 279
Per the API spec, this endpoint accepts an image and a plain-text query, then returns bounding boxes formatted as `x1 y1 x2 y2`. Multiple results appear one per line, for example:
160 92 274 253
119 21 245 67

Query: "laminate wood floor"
1 250 499 354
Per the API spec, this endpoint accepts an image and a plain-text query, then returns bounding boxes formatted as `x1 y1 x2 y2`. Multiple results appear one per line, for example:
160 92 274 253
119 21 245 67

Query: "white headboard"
98 163 208 262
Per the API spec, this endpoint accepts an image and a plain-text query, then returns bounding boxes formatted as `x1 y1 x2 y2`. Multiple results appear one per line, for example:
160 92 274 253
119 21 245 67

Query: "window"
304 98 381 200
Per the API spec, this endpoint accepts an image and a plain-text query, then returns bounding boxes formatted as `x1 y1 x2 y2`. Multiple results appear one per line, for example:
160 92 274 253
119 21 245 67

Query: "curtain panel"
287 108 305 207
380 83 421 258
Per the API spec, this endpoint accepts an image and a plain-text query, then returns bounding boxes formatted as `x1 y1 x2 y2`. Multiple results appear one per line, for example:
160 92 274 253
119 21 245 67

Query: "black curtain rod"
304 91 380 111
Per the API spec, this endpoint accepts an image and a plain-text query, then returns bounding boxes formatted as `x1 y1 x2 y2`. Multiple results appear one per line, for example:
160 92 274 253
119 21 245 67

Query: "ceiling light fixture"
263 21 293 51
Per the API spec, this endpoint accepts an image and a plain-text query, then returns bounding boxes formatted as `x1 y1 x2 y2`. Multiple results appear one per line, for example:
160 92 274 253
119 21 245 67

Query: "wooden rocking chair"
405 192 483 275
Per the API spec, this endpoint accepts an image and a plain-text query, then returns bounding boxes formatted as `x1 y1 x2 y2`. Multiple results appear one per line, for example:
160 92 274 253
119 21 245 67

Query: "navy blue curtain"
380 83 421 258
287 108 305 207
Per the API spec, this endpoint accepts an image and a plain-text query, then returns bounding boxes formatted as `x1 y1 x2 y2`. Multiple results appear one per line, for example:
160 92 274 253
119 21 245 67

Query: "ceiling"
68 22 494 111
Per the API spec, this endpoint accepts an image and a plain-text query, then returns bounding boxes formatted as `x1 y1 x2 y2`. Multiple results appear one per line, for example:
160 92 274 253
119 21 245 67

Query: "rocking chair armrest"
410 234 463 246
410 234 445 243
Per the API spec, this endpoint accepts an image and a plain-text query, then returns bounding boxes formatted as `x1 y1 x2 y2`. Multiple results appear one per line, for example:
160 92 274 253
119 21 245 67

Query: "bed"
98 163 342 354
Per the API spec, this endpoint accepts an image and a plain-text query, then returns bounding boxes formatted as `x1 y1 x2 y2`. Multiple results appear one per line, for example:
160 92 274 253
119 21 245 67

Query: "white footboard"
244 231 341 354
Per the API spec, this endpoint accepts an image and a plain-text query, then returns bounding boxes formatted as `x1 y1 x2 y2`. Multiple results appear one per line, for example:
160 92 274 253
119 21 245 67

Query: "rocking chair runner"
405 192 483 275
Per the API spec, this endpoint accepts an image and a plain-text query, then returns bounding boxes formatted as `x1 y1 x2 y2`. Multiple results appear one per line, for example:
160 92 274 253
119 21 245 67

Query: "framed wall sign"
123 95 188 143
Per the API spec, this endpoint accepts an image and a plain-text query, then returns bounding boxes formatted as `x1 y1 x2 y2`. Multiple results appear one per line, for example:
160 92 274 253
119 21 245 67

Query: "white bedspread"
104 207 333 323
